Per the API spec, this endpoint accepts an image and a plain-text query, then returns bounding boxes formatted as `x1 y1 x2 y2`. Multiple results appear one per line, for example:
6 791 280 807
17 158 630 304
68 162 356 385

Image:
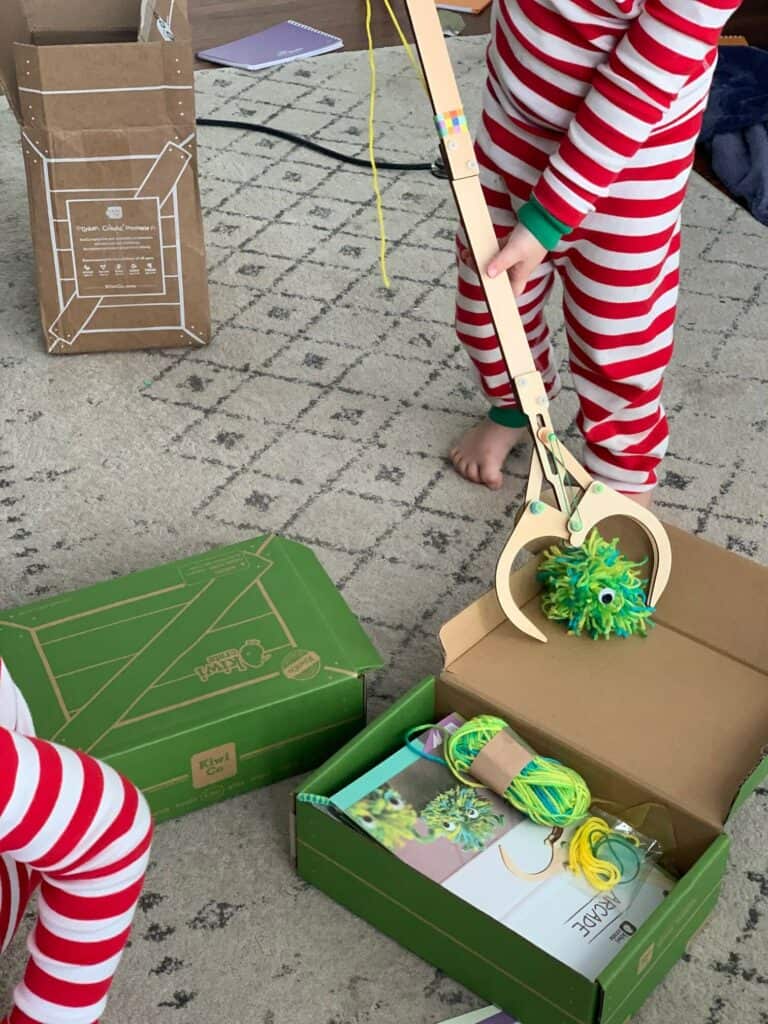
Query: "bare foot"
621 489 655 509
450 419 527 490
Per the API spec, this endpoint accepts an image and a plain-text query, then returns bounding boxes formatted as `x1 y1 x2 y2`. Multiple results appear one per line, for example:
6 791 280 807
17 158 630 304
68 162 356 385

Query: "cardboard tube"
471 729 532 793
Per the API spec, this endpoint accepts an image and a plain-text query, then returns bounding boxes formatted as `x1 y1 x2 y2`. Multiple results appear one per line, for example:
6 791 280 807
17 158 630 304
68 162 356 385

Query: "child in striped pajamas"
0 659 152 1024
451 0 742 502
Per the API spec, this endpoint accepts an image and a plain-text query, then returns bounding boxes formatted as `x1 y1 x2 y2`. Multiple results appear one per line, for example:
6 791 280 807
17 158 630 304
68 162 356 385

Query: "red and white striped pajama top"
456 0 742 490
0 658 152 1024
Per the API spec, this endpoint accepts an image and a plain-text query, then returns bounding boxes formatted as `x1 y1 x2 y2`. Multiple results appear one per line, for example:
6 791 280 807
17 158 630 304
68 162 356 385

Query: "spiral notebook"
197 20 344 72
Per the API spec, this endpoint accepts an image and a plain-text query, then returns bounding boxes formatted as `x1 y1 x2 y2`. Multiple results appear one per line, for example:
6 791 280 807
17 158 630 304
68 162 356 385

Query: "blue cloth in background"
700 46 768 226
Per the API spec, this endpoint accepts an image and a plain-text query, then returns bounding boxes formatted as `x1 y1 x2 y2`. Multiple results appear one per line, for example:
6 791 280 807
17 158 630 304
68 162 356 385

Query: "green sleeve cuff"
517 197 572 251
489 405 529 429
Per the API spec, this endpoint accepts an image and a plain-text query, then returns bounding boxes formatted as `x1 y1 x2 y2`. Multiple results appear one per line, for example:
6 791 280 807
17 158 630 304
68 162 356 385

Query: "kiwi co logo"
281 649 322 681
191 742 237 789
194 639 269 683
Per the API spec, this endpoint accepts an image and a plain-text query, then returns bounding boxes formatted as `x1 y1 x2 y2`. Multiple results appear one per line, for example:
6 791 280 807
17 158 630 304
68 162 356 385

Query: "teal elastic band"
517 196 573 252
297 793 332 807
489 405 529 429
404 724 448 765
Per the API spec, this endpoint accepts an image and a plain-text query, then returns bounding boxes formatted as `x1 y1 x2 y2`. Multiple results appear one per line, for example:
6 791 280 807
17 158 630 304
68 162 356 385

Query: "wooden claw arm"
403 0 674 623
402 0 537 383
402 0 575 517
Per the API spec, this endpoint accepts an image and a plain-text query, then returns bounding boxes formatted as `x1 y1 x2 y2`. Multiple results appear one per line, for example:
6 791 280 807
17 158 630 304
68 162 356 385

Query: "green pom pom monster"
537 531 654 639
348 786 421 850
420 785 504 852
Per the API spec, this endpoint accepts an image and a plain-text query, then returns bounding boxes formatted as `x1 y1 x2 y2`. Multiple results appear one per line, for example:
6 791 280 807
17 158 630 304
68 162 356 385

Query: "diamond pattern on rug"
0 36 766 1024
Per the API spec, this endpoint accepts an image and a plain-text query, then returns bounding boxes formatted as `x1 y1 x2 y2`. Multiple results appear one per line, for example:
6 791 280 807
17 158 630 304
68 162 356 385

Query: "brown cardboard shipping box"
0 0 210 354
295 525 768 1024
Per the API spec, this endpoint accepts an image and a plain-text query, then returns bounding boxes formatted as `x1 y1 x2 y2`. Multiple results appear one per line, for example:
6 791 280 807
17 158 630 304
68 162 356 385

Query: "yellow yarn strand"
364 0 429 289
569 816 643 893
365 0 391 290
380 0 429 94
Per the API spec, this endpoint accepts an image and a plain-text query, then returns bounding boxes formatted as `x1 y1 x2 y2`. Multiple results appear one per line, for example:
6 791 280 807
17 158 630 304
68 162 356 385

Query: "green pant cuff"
489 405 529 429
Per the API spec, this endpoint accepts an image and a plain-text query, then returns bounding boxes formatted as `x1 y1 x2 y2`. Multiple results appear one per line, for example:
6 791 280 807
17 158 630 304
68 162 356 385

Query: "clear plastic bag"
568 810 664 896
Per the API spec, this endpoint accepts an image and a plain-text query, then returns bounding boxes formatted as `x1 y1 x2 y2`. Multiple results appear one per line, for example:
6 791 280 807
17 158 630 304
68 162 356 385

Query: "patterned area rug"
1 37 767 1024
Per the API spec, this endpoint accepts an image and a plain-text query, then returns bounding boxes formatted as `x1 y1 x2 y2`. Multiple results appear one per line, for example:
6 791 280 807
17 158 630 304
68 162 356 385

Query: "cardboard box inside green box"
0 535 381 821
294 525 768 1024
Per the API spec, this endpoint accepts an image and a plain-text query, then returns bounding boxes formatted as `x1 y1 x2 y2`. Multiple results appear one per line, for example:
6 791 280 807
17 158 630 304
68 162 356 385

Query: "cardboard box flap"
17 0 140 37
14 39 196 131
25 0 140 35
439 528 768 831
0 0 32 120
0 0 191 120
277 538 384 676
652 526 768 674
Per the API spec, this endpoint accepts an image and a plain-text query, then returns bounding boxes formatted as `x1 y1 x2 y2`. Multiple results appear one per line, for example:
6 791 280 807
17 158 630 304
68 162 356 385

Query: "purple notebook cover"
197 20 343 70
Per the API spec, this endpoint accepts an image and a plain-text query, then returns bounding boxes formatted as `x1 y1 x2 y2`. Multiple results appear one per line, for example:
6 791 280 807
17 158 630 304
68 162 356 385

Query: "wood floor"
189 0 490 64
188 0 766 202
189 0 765 65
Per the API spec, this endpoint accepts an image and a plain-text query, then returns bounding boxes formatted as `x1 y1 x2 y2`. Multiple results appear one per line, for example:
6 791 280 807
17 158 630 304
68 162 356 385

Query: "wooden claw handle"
402 0 537 382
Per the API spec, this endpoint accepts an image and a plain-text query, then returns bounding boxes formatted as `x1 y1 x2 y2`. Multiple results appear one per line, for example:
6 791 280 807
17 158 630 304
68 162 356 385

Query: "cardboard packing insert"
0 0 210 354
295 524 768 1024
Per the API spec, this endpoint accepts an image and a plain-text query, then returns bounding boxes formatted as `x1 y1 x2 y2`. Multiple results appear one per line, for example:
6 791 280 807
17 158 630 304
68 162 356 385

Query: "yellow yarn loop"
569 816 643 892
365 0 390 289
444 715 591 829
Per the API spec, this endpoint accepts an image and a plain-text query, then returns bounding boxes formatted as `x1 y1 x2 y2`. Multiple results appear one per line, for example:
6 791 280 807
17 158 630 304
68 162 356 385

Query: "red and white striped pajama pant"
1 661 152 1024
456 79 711 492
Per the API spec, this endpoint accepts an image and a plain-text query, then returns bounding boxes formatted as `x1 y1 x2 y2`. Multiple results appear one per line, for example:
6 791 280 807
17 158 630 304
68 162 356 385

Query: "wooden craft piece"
401 0 673 642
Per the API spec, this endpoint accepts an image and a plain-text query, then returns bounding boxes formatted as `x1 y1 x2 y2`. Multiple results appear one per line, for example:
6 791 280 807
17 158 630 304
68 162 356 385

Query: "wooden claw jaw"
495 500 570 644
499 826 568 882
495 437 673 643
567 484 673 610
547 435 672 610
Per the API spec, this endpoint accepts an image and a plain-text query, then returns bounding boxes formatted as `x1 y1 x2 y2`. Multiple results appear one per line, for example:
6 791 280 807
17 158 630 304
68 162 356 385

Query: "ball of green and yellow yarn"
538 531 654 639
445 715 591 829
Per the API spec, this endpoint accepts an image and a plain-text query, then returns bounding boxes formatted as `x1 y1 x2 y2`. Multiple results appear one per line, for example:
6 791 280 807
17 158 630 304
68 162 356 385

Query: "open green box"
294 525 768 1024
0 535 381 821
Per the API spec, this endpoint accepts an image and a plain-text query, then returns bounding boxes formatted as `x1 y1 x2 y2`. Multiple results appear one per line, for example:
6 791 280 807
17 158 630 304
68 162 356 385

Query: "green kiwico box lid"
0 535 381 818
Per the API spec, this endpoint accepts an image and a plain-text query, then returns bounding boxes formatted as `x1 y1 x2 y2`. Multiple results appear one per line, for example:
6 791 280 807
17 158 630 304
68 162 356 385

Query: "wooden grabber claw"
401 0 672 642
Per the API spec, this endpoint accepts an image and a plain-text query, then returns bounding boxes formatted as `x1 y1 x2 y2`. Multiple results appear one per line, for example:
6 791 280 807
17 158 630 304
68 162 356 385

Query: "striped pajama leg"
0 729 153 1024
0 858 38 963
456 120 562 406
454 94 705 492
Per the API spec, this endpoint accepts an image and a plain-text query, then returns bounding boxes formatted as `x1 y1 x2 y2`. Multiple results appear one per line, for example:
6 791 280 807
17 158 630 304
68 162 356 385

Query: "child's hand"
487 224 547 296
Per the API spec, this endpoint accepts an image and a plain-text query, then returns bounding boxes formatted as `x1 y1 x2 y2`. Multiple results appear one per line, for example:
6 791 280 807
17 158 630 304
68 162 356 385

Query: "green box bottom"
295 678 731 1024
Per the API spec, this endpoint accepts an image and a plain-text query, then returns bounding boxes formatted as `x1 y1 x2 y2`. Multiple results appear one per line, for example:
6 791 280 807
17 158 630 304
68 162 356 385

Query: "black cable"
196 116 437 173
